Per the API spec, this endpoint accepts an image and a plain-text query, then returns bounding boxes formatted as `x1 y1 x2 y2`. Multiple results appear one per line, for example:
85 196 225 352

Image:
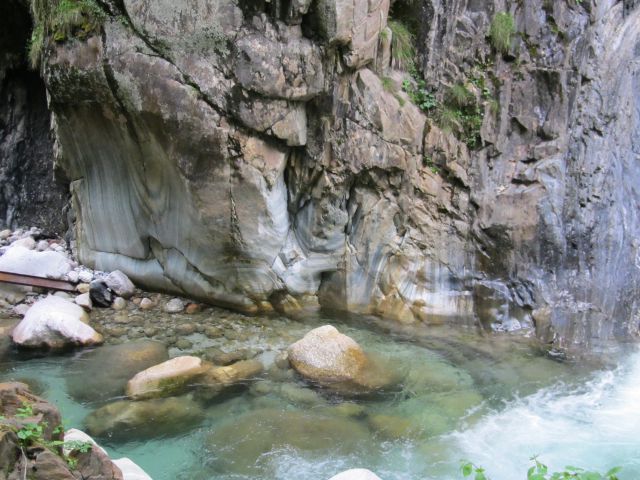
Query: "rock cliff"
8 0 640 350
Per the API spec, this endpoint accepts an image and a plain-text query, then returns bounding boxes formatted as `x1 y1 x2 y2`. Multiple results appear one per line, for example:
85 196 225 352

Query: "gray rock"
112 297 127 311
74 292 92 311
164 298 185 314
105 270 135 299
90 280 113 308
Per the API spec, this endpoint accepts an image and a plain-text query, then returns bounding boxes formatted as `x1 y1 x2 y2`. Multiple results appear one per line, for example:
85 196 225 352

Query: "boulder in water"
126 356 205 400
67 340 169 403
287 325 398 394
85 396 204 440
11 296 103 349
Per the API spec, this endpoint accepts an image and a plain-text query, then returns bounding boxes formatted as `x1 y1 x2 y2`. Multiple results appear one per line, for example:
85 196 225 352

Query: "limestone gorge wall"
32 0 640 349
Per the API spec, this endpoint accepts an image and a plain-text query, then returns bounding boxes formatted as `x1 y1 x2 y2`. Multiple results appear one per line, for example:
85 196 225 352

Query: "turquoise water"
0 311 636 480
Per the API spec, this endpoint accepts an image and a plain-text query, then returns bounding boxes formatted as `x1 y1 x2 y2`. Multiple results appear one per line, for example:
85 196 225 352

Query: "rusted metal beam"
0 271 77 292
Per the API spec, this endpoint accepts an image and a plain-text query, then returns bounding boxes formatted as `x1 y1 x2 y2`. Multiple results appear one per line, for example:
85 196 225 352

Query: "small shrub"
448 84 475 107
489 12 515 54
460 458 622 480
388 19 415 71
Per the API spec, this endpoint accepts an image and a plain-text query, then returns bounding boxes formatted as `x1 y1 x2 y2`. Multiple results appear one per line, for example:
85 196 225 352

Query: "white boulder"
328 469 383 480
105 270 136 299
11 296 103 349
0 245 72 279
112 458 153 480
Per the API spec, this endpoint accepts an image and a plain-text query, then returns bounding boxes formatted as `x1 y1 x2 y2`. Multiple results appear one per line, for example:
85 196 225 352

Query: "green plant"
15 402 34 419
402 77 438 111
489 12 515 54
388 19 415 70
28 0 106 68
448 84 475 107
382 76 395 92
460 458 622 480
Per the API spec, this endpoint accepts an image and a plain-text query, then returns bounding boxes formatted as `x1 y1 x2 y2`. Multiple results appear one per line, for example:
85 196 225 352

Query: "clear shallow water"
0 310 636 480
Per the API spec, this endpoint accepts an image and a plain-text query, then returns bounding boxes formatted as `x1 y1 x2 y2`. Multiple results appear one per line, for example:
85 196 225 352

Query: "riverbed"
0 303 636 480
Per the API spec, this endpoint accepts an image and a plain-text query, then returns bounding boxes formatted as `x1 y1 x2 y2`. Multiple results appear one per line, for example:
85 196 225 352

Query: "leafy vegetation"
489 12 515 54
6 402 92 470
388 19 416 71
28 0 106 68
460 458 622 480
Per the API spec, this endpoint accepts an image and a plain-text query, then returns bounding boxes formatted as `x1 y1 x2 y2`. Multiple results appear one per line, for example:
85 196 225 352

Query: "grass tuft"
489 12 515 54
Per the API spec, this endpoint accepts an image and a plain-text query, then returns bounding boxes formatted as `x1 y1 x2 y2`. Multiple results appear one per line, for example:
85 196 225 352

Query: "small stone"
53 291 71 300
74 293 92 311
89 280 112 307
105 270 135 299
140 298 155 310
11 236 36 250
76 283 90 294
0 230 10 240
36 240 49 251
66 271 79 283
164 298 185 314
274 351 289 370
204 326 223 338
185 303 201 314
112 297 127 311
175 338 193 350
78 270 94 284
132 297 141 305
175 323 196 335
143 327 158 337
208 349 254 366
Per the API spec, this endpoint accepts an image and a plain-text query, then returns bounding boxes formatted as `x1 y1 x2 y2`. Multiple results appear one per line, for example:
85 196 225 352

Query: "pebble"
175 338 193 350
204 326 223 338
36 240 49 251
175 323 196 336
74 293 92 311
67 271 80 283
53 291 71 300
140 298 155 310
185 303 201 314
164 298 185 314
112 297 127 311
0 229 11 240
144 327 158 337
76 283 91 294
78 270 94 283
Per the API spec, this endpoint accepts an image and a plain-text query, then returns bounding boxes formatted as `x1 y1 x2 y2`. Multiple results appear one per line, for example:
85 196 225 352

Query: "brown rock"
125 356 205 400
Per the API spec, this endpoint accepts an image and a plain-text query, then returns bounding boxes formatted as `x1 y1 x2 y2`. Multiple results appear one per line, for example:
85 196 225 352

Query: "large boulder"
125 356 205 400
287 325 398 394
206 409 370 475
11 296 103 349
112 458 153 480
67 341 169 402
328 470 383 480
196 359 264 401
0 245 72 279
84 396 204 440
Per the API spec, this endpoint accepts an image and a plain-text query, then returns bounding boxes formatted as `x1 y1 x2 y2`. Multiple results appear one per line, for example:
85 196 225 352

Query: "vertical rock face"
29 0 640 350
0 0 68 234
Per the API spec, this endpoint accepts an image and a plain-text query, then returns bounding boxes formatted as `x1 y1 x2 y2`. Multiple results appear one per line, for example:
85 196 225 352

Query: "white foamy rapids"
450 350 640 479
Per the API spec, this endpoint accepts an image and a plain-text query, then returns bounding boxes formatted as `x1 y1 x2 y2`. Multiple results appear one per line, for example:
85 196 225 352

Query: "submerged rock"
288 325 398 394
11 296 103 349
67 340 169 403
206 409 370 475
197 359 263 401
126 356 205 400
85 396 204 440
90 280 113 307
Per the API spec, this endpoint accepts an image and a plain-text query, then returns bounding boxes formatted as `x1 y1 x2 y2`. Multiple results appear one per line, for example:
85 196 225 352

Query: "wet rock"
11 296 103 349
164 298 185 314
288 325 398 394
105 270 136 299
206 409 370 475
0 246 71 279
175 338 193 350
90 280 113 308
175 323 196 336
203 326 223 338
139 298 155 310
367 414 421 440
185 303 201 314
126 356 205 400
274 351 290 370
206 348 255 366
67 341 169 403
279 383 324 406
112 297 127 311
85 396 204 440
197 360 263 401
74 292 92 311
328 469 382 480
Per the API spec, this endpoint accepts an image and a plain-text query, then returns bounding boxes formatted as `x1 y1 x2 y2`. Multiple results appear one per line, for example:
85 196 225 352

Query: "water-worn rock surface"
7 0 632 352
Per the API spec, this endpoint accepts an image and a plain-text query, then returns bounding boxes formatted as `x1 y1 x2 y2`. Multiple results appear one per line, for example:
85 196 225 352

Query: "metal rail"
0 271 77 292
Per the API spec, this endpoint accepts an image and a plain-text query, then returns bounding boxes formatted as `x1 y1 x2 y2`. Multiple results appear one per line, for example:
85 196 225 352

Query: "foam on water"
450 349 640 479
